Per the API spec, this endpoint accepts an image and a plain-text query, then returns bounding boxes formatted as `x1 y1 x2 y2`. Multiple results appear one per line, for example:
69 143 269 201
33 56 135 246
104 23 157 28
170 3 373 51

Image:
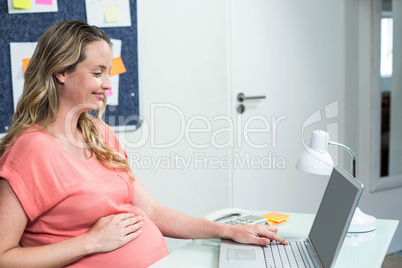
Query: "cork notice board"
0 0 139 133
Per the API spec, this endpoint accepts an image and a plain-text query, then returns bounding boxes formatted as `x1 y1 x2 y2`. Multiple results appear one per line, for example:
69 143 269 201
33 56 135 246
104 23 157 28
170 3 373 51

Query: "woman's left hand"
227 224 287 246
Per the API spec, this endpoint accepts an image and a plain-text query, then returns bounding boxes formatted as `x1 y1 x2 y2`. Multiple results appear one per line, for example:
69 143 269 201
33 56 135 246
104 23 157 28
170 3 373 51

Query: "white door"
229 0 344 213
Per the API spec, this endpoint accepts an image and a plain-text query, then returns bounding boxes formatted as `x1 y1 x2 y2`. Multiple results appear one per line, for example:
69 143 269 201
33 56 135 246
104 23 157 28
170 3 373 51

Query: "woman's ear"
54 71 66 84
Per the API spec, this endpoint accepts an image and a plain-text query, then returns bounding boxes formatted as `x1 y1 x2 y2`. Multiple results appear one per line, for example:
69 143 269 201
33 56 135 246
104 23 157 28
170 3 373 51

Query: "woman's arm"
132 179 287 246
0 179 143 268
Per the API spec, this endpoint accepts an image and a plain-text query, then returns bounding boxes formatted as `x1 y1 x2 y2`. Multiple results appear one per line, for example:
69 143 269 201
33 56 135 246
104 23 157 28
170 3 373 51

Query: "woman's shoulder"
17 127 52 146
0 127 56 171
4 127 54 158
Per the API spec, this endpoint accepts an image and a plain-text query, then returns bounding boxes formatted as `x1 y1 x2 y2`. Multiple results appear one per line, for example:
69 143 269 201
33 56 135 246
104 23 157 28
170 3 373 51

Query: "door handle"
237 93 266 102
237 92 266 114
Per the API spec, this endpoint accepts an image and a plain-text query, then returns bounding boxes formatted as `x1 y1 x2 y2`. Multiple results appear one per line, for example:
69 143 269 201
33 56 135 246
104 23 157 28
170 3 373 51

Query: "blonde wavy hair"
0 20 134 180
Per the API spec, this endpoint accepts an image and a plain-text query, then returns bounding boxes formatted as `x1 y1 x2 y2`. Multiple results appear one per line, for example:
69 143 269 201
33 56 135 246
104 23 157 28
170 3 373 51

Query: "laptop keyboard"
263 241 311 268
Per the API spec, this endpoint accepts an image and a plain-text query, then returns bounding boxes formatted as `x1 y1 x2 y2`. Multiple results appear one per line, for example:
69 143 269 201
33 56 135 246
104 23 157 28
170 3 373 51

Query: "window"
381 17 393 77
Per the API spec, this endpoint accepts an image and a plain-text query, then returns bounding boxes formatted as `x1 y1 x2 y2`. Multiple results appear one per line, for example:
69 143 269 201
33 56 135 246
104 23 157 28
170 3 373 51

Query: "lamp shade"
296 130 334 175
296 148 333 175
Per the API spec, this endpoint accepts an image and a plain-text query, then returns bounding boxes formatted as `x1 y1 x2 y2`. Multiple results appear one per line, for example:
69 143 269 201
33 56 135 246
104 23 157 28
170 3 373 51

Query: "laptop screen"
308 166 363 268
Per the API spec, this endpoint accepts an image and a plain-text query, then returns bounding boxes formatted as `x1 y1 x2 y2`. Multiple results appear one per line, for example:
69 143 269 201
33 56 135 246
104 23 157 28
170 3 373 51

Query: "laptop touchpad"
227 248 256 260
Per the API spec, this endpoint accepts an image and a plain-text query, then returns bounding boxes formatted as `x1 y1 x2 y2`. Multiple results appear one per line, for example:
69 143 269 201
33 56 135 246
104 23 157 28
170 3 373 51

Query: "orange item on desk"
266 219 288 226
260 212 291 224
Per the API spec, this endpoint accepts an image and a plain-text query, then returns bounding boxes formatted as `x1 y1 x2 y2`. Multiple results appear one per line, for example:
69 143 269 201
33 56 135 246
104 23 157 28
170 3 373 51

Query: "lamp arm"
328 141 356 177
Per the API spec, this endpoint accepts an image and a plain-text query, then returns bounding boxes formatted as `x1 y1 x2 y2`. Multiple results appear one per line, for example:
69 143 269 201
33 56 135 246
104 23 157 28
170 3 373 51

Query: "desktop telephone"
204 208 266 225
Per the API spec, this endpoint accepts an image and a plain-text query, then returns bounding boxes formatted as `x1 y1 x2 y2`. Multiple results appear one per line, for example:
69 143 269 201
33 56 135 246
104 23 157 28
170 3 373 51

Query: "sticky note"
36 0 52 5
110 57 126 76
105 89 113 96
260 212 291 223
104 5 121 23
266 220 288 226
13 0 32 9
22 58 31 72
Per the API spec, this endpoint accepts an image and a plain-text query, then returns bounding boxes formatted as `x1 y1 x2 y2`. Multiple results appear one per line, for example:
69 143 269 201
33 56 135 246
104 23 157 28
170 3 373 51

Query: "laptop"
219 165 364 268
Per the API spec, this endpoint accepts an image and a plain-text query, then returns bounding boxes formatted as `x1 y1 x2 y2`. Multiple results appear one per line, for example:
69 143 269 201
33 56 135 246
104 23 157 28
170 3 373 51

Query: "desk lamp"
296 130 376 232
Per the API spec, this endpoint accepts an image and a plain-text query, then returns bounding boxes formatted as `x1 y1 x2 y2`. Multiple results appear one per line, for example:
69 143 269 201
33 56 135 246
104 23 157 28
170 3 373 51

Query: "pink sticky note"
105 89 113 96
36 0 52 5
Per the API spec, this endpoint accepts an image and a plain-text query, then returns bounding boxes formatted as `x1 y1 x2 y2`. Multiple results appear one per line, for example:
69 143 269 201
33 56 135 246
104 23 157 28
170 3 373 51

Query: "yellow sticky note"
104 5 121 23
22 58 31 72
110 57 126 76
13 0 32 9
260 212 291 223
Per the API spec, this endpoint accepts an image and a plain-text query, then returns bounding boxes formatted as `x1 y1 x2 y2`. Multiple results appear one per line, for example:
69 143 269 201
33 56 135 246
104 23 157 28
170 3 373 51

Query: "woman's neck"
46 106 81 140
44 107 93 159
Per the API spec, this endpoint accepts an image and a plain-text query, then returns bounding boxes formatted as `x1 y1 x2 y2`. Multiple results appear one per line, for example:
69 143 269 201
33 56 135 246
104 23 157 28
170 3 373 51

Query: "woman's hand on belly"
84 213 143 253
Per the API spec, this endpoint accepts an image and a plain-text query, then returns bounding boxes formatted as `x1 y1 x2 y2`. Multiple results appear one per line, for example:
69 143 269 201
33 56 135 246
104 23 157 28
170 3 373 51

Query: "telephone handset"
204 208 266 225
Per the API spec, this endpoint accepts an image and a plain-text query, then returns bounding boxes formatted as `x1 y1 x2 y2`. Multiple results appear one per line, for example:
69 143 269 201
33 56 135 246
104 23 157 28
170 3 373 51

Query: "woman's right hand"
85 213 143 253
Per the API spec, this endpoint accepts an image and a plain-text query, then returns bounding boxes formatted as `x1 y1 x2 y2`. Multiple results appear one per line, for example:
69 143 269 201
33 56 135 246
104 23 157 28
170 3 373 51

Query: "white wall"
133 0 232 215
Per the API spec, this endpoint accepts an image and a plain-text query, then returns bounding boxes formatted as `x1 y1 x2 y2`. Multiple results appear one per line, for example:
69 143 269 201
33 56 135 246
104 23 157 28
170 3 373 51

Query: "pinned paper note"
10 42 38 112
107 39 122 106
104 5 121 23
13 0 32 9
110 56 126 76
36 0 53 5
85 0 131 28
8 0 58 14
22 58 31 71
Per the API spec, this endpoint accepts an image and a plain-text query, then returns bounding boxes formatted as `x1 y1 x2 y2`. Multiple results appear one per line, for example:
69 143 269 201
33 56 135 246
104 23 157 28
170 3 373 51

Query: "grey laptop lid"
306 165 364 267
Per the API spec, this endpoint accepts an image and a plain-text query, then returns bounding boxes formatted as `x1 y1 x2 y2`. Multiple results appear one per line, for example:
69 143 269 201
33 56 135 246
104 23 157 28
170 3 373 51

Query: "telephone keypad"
218 215 266 225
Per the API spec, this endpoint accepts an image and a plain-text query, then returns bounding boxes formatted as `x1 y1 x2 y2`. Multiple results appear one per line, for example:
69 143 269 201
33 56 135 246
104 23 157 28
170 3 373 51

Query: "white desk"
150 212 399 268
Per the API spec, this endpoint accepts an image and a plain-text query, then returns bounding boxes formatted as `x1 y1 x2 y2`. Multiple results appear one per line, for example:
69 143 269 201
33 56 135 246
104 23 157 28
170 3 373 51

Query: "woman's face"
58 40 112 112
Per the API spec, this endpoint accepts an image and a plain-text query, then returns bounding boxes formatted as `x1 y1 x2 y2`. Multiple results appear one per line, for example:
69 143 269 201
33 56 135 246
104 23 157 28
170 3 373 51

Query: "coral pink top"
0 123 168 267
